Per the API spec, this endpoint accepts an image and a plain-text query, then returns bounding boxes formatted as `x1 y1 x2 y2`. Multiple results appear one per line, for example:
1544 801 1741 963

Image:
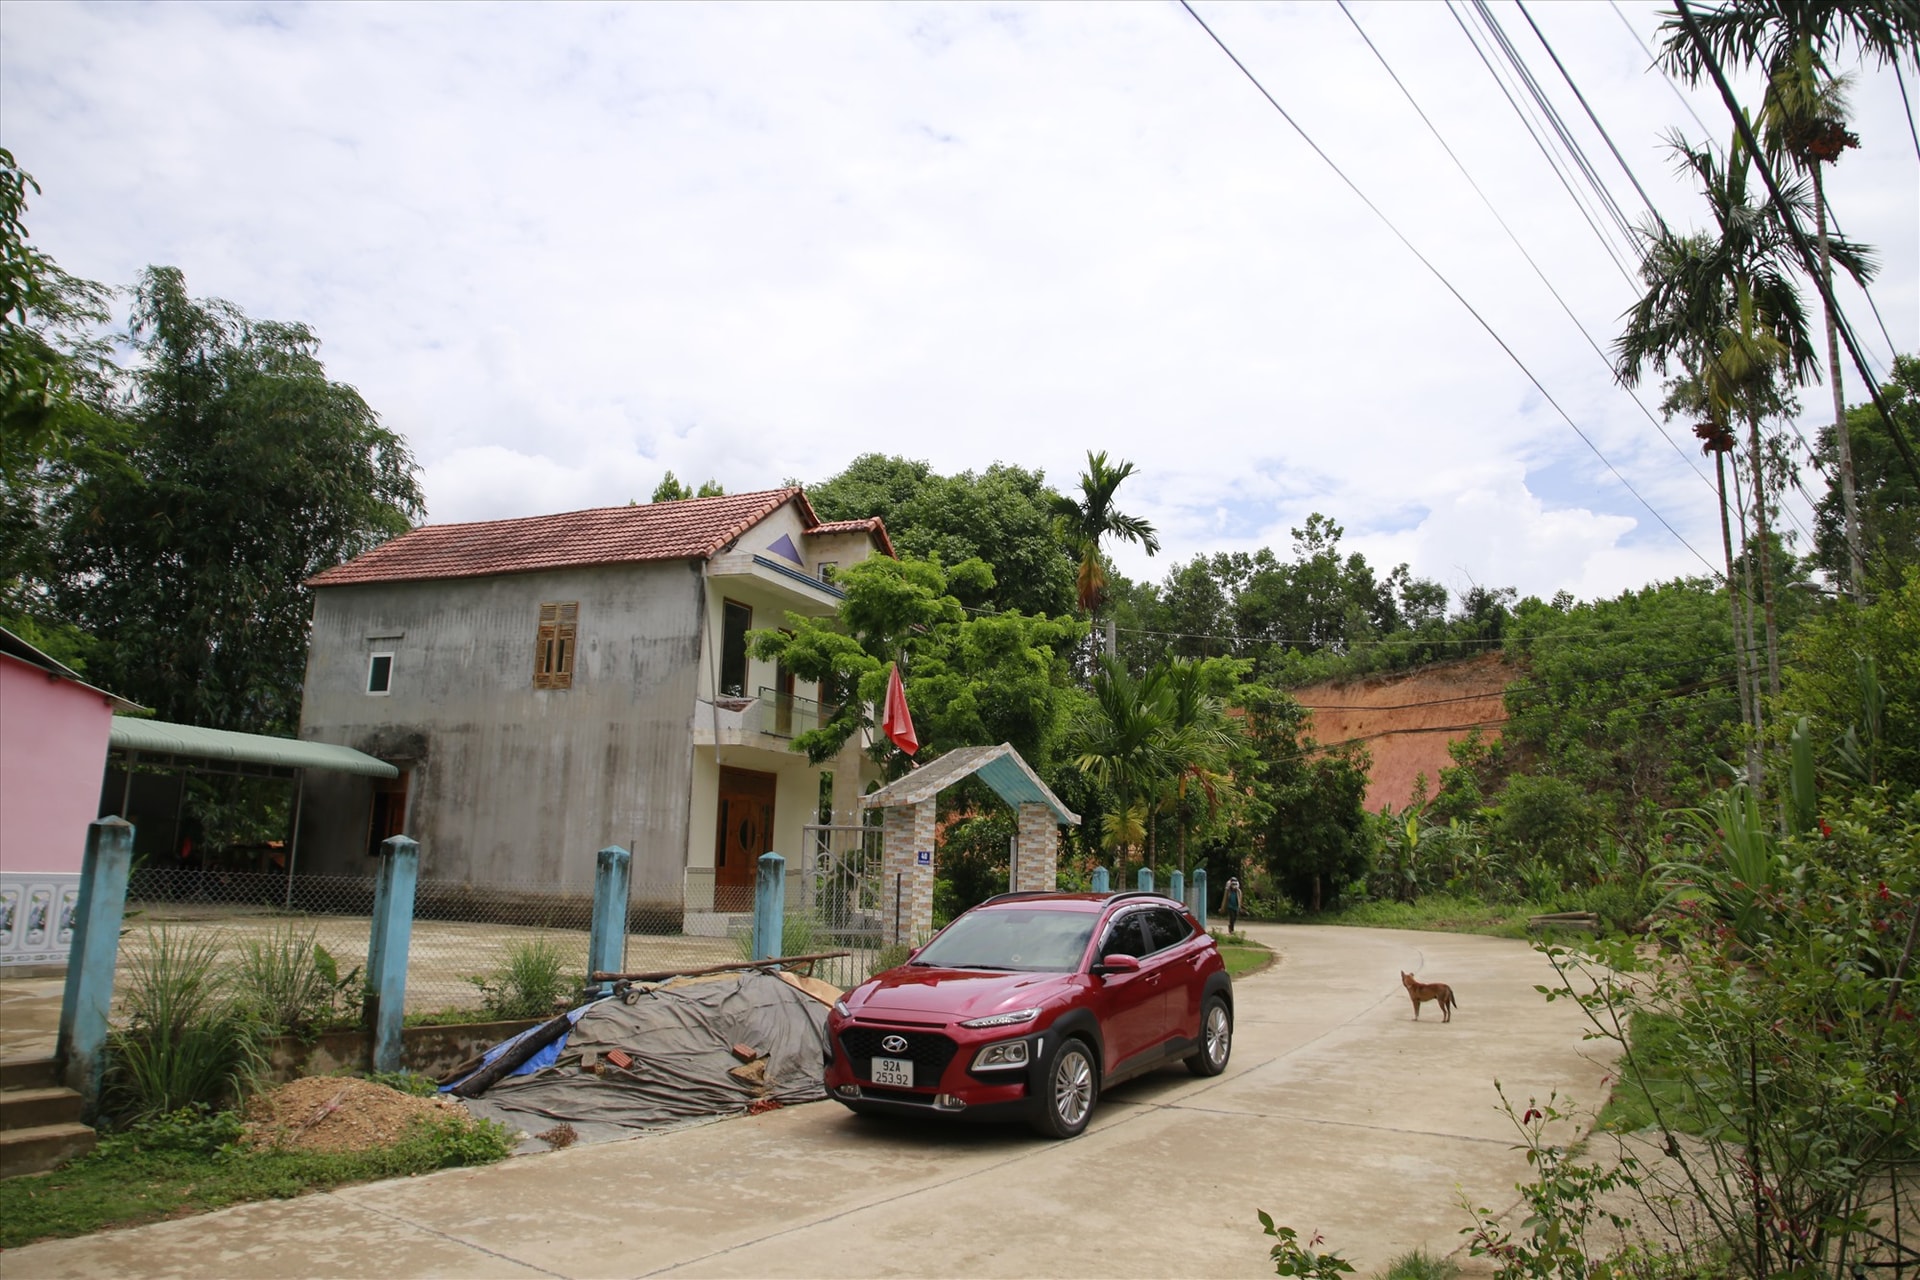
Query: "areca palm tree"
1659 0 1916 596
1613 131 1862 783
1157 658 1238 878
1072 655 1173 886
1763 44 1868 594
1049 451 1159 666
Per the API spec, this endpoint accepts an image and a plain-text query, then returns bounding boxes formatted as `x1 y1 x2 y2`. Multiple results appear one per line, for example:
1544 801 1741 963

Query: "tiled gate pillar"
880 798 936 947
1014 802 1060 893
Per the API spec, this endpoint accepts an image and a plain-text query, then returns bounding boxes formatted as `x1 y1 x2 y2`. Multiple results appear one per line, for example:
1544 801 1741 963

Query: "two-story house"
296 488 890 926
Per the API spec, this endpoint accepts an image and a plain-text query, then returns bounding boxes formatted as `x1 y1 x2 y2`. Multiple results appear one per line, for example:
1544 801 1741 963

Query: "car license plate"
871 1056 913 1087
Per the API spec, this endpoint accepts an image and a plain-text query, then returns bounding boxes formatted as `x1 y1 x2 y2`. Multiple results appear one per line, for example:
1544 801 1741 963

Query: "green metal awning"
109 717 399 779
860 743 1078 825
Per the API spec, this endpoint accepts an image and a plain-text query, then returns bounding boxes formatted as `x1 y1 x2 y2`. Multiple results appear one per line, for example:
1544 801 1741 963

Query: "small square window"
367 652 393 695
818 562 838 584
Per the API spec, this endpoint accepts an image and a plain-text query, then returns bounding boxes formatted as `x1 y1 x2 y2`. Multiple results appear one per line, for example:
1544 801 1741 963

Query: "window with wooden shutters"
534 602 579 689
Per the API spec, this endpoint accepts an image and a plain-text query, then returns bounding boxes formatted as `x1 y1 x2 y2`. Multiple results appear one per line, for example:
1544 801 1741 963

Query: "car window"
1098 913 1152 959
911 907 1096 972
1143 907 1193 954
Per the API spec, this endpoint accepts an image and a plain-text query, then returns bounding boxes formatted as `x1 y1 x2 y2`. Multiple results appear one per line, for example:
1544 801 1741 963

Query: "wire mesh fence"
118 867 739 1019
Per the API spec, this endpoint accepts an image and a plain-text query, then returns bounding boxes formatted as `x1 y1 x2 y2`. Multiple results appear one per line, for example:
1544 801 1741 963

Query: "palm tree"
1613 131 1855 782
1762 44 1868 596
1157 658 1238 878
1071 656 1172 887
1049 451 1159 667
1659 0 1917 598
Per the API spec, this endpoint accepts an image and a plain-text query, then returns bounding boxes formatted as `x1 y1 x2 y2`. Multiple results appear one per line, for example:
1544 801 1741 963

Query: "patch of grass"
1217 937 1274 978
467 935 574 1020
0 1106 512 1249
1377 1247 1459 1280
1595 1010 1701 1135
234 925 359 1038
1313 894 1540 939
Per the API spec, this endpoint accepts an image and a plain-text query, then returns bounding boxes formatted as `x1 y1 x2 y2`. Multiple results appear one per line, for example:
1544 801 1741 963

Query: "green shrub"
732 911 826 960
866 943 911 977
467 936 573 1020
106 928 262 1121
234 925 359 1038
1378 1248 1458 1280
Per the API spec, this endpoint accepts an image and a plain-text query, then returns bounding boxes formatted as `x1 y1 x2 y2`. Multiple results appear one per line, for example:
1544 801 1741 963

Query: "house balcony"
704 551 845 618
692 688 840 750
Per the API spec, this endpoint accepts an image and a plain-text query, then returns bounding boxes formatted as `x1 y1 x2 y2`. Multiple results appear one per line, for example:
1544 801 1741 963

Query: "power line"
1177 0 1723 578
1516 0 1673 238
1674 0 1920 490
1896 57 1920 165
1336 1 1720 505
1449 2 1641 284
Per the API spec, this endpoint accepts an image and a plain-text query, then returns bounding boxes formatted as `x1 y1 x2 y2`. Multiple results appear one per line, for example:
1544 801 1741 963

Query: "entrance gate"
798 823 883 989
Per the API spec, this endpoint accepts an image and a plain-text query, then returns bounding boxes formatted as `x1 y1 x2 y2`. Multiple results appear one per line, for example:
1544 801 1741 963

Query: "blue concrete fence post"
752 852 786 962
1091 866 1110 893
587 845 631 996
57 816 134 1120
364 834 419 1074
1136 867 1153 893
1169 870 1184 906
1193 869 1209 930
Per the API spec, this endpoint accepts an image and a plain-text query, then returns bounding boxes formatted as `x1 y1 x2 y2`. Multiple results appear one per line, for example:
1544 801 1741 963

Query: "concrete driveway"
5 924 1616 1279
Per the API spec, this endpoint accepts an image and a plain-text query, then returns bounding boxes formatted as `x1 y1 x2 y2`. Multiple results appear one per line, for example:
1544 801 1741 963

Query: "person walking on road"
1223 877 1242 935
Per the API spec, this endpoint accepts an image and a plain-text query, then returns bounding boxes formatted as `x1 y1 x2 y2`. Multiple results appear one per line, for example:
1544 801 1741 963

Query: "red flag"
881 663 918 756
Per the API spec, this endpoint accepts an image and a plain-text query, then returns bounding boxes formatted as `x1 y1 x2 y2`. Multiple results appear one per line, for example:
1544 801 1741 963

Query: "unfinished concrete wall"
297 561 705 889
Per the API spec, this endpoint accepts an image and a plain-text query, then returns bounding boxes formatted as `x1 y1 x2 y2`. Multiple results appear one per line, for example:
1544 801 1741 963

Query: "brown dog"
1401 971 1458 1022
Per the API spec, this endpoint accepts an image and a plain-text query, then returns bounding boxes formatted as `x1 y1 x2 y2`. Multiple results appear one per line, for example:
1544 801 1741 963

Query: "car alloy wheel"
1032 1037 1098 1138
1187 995 1232 1077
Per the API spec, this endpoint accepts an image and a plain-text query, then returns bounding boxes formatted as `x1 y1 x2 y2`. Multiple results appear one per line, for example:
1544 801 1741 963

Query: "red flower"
1819 821 1833 837
1522 1107 1543 1124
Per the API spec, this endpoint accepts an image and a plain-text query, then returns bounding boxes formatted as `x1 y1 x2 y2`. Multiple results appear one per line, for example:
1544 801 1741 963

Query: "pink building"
0 629 139 969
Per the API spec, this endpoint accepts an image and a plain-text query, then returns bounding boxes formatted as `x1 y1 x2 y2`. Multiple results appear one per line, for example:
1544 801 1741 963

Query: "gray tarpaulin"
458 970 833 1146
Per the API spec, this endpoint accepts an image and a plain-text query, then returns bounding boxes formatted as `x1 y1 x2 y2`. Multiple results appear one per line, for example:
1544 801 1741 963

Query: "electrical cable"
1895 57 1920 165
1448 2 1642 286
1471 0 1643 252
1674 0 1920 490
1337 0 1719 502
1177 0 1723 579
1516 0 1674 240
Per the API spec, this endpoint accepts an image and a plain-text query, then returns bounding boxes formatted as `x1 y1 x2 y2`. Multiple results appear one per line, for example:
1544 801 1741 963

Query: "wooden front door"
715 767 777 911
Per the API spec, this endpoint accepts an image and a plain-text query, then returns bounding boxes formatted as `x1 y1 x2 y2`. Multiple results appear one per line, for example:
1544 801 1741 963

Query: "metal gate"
799 823 885 990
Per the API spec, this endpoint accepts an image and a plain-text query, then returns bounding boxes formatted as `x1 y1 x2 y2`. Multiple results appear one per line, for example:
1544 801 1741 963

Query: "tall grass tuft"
732 911 826 961
468 936 573 1020
107 927 263 1121
234 925 358 1038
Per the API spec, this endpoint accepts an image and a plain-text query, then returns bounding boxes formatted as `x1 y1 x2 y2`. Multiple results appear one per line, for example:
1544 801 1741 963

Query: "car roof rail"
978 890 1059 906
1103 889 1173 905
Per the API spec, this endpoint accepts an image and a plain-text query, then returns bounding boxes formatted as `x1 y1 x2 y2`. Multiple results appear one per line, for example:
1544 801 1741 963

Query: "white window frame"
366 651 395 696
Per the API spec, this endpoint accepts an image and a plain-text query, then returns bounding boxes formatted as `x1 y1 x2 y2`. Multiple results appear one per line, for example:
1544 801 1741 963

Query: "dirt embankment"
1294 653 1515 813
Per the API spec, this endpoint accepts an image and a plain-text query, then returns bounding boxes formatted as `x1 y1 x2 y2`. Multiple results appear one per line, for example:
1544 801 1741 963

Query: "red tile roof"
806 517 895 559
308 488 834 587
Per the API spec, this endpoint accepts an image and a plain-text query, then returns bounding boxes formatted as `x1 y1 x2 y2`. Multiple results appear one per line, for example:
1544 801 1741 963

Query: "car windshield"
911 907 1097 972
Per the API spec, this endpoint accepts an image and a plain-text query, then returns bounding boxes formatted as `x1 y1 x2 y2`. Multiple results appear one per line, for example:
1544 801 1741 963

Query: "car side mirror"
1093 954 1141 977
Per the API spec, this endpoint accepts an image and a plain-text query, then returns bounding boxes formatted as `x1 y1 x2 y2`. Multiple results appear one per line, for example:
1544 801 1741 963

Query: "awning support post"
283 770 305 911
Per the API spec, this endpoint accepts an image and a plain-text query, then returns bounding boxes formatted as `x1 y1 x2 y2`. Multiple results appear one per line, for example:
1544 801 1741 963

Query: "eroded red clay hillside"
1294 653 1515 813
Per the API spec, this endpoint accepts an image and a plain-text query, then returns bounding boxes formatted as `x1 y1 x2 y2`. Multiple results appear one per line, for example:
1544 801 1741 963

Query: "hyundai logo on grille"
881 1035 909 1054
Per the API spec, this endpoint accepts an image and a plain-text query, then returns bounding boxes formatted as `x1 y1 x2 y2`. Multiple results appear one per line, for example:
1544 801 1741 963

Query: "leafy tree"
809 454 1076 618
1778 563 1919 791
649 471 723 502
750 552 1081 773
51 267 423 733
1070 655 1173 884
0 148 117 663
1242 687 1374 913
1812 355 1920 588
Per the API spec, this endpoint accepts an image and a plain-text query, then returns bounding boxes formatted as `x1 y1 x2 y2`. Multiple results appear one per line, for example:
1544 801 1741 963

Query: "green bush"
467 936 573 1020
732 911 826 960
234 925 359 1038
106 928 262 1121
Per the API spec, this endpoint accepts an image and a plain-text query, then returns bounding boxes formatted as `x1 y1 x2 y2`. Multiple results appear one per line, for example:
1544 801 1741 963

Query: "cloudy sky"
4 1 1915 607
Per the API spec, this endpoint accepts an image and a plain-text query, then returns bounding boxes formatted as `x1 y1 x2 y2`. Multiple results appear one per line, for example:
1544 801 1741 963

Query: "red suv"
824 891 1233 1138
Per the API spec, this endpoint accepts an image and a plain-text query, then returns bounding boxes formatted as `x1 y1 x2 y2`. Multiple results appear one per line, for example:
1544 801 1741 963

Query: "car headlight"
970 1039 1031 1071
959 1006 1041 1030
832 999 851 1019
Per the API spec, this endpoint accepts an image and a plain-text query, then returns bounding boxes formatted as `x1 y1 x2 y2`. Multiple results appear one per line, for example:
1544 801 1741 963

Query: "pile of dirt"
245 1076 465 1153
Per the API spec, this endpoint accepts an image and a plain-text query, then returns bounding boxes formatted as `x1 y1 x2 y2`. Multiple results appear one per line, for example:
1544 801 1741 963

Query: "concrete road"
4 924 1616 1280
